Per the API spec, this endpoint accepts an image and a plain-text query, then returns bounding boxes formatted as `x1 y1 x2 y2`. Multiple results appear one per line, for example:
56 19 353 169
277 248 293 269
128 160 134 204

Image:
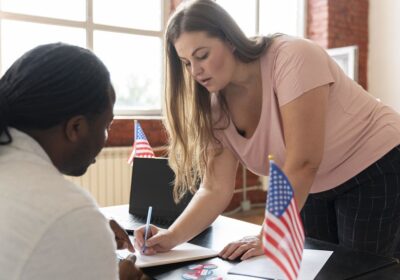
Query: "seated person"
0 43 142 280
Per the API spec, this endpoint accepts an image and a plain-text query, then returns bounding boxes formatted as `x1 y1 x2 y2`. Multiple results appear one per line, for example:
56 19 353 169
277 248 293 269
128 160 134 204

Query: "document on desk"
117 242 218 268
228 249 333 280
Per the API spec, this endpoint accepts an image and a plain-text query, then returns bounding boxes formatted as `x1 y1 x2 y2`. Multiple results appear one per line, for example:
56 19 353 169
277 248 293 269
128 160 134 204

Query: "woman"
134 0 400 259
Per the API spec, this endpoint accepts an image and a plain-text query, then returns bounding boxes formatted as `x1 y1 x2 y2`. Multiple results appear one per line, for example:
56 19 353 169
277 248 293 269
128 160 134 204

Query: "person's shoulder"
60 178 98 206
273 35 322 55
41 177 101 223
41 169 99 210
268 35 329 69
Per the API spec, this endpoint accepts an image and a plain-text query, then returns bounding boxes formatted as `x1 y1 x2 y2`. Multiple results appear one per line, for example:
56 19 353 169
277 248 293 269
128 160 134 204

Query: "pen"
142 206 153 253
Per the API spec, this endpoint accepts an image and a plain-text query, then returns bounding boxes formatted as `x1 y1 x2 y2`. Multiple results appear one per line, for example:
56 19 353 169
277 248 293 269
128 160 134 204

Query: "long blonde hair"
164 0 274 202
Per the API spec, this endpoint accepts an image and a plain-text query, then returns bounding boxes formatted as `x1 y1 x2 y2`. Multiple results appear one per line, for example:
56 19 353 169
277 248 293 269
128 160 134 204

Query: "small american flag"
127 121 155 164
262 160 305 280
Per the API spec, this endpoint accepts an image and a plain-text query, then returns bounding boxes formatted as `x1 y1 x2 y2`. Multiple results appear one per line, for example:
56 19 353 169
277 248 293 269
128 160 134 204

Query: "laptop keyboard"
118 215 145 230
152 216 174 227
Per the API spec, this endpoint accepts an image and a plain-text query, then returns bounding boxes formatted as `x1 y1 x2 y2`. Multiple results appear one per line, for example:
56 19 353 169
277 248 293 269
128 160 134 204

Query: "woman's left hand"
109 219 134 252
219 235 264 261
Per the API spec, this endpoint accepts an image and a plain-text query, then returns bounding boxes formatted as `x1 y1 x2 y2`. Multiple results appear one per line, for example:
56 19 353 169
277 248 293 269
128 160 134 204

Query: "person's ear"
64 115 89 143
226 39 236 53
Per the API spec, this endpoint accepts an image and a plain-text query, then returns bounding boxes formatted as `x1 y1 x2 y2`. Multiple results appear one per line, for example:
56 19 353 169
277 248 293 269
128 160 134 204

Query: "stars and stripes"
262 160 305 280
128 121 155 164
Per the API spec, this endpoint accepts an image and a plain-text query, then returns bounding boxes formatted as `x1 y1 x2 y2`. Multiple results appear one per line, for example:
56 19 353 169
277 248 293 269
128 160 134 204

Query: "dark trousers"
301 146 400 258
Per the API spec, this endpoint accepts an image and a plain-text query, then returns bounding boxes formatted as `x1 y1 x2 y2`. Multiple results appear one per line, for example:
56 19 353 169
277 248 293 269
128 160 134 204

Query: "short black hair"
0 42 112 144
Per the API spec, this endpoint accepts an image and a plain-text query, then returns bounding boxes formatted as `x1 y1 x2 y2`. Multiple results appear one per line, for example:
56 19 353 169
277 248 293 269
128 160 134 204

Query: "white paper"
117 242 218 268
228 249 333 280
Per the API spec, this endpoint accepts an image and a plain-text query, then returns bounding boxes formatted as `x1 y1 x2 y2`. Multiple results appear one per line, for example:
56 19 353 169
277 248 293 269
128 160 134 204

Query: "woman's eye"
198 53 208 60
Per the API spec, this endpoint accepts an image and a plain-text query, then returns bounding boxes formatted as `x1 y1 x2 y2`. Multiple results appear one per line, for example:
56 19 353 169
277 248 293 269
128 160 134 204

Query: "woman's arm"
280 84 329 210
134 146 239 253
169 146 239 244
219 84 329 261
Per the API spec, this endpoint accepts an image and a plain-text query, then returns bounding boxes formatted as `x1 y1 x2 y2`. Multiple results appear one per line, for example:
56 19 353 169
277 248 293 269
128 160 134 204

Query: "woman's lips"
200 78 211 86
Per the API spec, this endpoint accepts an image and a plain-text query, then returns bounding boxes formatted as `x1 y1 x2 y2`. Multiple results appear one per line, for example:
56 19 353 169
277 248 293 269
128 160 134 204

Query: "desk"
355 264 400 280
101 205 399 279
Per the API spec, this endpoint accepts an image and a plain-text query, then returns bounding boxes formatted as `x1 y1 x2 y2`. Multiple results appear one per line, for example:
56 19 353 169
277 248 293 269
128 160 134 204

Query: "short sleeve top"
212 35 400 193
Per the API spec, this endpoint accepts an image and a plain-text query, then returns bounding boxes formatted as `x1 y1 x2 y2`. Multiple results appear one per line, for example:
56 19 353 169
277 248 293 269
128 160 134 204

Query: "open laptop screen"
129 157 193 224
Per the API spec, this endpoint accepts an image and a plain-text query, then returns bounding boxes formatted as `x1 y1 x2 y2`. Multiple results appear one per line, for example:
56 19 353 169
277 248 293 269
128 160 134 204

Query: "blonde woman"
134 0 400 259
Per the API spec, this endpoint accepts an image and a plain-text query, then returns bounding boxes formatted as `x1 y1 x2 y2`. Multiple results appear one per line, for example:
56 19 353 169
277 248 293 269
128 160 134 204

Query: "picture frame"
327 45 359 82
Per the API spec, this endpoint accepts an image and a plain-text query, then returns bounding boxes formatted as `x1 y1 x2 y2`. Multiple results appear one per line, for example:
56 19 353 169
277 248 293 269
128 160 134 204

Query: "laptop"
118 157 194 234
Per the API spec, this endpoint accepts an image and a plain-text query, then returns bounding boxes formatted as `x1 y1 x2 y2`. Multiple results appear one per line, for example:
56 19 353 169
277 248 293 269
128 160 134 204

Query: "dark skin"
21 90 143 279
110 219 135 252
119 255 143 280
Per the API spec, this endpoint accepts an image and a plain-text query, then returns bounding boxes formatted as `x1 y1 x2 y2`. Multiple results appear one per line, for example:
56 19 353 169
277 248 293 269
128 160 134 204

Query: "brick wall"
107 119 167 150
307 0 369 89
307 0 329 47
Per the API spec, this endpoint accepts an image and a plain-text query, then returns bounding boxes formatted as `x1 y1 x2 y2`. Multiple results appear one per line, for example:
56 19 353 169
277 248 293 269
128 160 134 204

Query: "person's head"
0 43 115 176
166 0 270 92
163 0 274 201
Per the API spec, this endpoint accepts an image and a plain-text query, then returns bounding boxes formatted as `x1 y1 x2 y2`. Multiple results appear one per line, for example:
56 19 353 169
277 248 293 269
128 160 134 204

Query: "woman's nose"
191 63 203 77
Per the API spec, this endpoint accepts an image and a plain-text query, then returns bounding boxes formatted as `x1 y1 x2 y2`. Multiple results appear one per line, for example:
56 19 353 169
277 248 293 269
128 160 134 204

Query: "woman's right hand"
134 224 178 255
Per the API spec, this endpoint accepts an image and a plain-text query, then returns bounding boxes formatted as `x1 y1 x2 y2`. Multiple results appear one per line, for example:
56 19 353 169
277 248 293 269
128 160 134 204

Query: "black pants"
301 145 400 258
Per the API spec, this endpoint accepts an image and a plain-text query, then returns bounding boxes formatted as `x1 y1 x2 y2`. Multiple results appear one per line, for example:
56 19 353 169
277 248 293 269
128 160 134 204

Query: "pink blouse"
212 36 400 193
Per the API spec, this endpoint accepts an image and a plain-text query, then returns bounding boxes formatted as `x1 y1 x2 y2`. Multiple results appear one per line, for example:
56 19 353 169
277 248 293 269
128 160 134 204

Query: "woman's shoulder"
263 35 329 69
270 35 322 56
272 34 317 48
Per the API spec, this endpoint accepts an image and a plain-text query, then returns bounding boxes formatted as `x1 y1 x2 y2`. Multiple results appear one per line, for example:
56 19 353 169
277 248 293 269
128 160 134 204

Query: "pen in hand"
142 206 153 253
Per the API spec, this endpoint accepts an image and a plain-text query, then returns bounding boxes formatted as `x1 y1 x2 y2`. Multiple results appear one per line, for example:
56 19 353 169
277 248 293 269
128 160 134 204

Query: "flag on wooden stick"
262 159 305 280
127 120 155 164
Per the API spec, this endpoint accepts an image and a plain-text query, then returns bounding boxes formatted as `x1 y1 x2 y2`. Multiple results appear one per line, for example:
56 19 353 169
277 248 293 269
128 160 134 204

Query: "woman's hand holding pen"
134 225 177 255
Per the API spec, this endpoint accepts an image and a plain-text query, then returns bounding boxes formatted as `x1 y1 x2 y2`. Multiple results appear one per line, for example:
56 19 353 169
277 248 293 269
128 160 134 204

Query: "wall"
368 0 400 111
307 0 369 89
307 0 329 47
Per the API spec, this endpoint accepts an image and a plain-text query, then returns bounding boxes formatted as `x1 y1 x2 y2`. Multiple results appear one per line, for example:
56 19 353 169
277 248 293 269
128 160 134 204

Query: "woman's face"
174 31 236 92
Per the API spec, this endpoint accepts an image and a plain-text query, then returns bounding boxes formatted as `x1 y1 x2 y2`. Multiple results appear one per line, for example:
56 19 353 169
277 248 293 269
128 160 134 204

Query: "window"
0 0 305 117
327 46 359 81
0 0 168 116
216 0 306 37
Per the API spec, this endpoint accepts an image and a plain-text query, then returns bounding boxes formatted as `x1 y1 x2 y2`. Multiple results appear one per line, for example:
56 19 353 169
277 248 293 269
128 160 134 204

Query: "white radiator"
66 147 133 207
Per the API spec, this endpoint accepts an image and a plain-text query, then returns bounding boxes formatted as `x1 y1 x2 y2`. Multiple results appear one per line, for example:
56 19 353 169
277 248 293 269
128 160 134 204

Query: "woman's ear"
64 115 89 143
226 39 236 53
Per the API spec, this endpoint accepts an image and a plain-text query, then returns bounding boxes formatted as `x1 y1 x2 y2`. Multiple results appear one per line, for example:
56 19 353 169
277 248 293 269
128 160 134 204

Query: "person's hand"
119 254 143 280
110 219 134 252
219 235 264 261
134 225 177 255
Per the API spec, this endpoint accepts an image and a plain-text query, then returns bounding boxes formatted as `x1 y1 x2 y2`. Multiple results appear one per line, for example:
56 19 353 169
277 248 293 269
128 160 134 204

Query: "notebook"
118 157 194 233
117 242 218 268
